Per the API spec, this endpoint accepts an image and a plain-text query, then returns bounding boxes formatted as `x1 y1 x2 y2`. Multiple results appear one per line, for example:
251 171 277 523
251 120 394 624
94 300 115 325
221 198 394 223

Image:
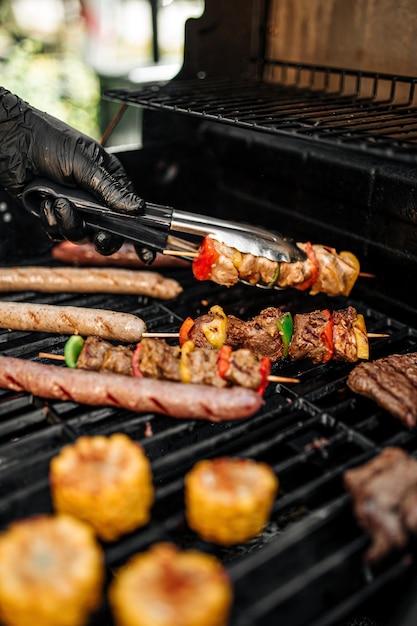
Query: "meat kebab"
188 236 361 296
180 304 370 364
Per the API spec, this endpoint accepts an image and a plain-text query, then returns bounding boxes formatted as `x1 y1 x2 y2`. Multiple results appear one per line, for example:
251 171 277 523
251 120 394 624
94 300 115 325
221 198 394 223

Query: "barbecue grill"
2 0 417 624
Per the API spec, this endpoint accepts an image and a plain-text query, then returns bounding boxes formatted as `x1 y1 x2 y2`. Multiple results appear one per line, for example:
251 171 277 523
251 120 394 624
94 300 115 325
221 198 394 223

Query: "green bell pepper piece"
277 312 293 357
64 335 85 368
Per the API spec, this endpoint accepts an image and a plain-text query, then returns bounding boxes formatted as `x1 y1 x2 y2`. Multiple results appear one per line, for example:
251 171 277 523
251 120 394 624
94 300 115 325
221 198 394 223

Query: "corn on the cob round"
109 542 233 626
0 513 104 626
185 457 278 545
49 433 154 542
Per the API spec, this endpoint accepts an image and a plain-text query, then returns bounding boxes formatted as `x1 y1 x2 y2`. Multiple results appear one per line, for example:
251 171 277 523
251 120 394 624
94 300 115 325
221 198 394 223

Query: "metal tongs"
22 179 306 271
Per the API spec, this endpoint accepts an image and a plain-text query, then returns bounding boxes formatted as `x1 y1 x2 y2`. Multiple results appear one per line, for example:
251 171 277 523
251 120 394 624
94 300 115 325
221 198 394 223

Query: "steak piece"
344 447 417 563
189 307 284 362
239 307 285 362
347 352 417 427
288 309 332 364
332 306 358 362
77 336 133 376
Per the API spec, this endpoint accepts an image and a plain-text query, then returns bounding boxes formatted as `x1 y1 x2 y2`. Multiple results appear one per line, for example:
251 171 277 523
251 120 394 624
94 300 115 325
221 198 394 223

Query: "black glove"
0 87 155 260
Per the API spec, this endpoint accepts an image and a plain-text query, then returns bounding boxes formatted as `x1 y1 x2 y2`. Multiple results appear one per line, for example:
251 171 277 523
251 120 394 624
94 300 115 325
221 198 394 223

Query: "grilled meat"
344 447 417 563
192 236 360 296
288 309 333 364
332 306 359 362
189 306 285 362
185 305 369 364
347 352 417 427
77 336 134 375
76 337 267 391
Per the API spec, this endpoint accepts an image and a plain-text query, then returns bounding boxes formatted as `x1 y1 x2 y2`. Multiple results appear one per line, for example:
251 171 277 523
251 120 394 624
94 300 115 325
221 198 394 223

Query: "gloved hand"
0 87 154 261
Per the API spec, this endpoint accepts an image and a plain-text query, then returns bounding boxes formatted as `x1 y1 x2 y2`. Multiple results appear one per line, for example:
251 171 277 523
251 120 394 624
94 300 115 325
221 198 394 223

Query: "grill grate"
1 264 417 624
105 61 417 163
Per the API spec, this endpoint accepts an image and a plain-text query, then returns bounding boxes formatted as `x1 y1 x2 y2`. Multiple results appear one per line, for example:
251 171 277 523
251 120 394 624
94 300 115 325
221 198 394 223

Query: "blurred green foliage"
0 4 101 139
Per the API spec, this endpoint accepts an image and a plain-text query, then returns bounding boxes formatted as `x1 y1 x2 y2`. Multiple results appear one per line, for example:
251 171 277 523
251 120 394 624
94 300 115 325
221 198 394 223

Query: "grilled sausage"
0 267 183 299
0 302 147 342
52 241 190 269
0 356 263 421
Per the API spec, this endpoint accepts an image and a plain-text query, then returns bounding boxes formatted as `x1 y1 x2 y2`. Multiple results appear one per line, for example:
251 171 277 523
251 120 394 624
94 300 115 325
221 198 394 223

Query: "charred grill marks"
347 352 417 427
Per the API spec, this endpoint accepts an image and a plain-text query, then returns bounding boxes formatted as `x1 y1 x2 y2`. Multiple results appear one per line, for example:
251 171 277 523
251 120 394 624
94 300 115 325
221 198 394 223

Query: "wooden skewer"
142 332 180 338
163 250 198 258
37 352 300 384
268 375 300 384
39 352 66 360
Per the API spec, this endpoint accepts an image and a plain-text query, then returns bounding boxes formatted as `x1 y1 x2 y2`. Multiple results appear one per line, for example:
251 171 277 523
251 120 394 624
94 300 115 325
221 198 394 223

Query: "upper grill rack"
104 60 417 163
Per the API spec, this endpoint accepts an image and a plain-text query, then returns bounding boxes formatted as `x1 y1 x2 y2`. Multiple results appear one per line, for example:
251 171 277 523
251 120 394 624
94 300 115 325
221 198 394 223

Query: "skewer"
163 250 198 258
37 352 301 384
163 249 374 279
142 332 180 338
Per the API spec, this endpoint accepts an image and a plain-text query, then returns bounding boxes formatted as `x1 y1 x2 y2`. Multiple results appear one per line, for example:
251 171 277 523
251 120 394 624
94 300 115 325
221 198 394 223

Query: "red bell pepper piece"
132 343 143 377
217 345 232 378
320 310 334 363
295 241 319 291
257 356 271 395
192 237 220 281
179 316 195 346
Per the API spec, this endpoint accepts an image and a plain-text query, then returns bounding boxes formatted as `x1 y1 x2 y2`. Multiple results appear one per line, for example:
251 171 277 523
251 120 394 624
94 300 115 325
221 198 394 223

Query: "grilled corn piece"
185 457 278 545
49 433 154 542
0 514 104 626
109 542 233 626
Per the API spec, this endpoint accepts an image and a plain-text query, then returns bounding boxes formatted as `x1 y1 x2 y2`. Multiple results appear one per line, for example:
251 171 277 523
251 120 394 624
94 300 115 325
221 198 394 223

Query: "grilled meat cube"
237 253 277 285
189 307 284 361
186 346 227 387
101 344 133 376
277 242 315 289
77 336 114 372
77 336 133 376
138 338 227 387
288 309 332 364
226 349 264 389
344 447 417 563
210 240 239 287
347 352 417 427
242 307 285 362
310 245 358 297
332 306 358 362
139 338 182 382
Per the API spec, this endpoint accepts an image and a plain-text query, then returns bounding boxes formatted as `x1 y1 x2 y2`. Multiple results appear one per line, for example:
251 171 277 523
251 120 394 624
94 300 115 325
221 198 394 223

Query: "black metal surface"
1 258 417 625
105 62 417 164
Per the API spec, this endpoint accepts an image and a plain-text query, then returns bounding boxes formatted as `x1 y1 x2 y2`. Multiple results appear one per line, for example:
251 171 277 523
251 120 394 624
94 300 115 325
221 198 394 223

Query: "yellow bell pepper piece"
340 250 361 296
201 305 228 349
180 340 195 383
353 313 369 360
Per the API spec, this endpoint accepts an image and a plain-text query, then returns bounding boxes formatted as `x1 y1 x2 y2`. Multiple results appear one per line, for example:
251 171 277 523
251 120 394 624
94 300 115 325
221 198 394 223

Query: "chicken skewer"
164 236 363 296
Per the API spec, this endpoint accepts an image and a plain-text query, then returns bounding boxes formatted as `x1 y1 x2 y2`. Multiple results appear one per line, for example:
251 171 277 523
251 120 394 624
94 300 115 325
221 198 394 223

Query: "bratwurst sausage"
52 241 190 269
0 356 263 421
0 301 147 342
0 267 182 299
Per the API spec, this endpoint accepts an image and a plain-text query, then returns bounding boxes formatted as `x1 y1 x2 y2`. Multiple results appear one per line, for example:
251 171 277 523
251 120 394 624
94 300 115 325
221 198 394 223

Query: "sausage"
52 241 190 269
0 267 183 299
0 356 263 422
0 302 147 342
